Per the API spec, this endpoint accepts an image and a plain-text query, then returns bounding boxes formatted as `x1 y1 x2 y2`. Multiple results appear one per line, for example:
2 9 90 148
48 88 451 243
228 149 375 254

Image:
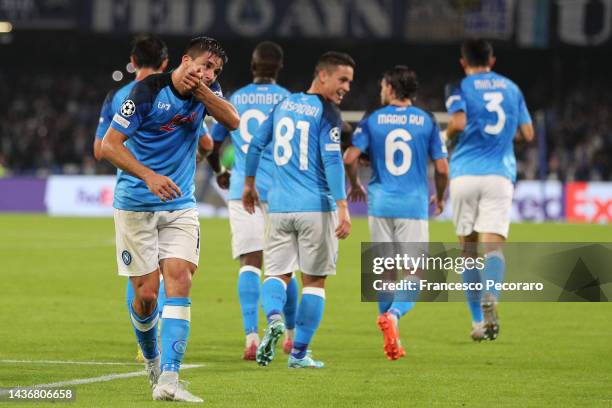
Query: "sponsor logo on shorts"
173 340 187 354
121 250 132 265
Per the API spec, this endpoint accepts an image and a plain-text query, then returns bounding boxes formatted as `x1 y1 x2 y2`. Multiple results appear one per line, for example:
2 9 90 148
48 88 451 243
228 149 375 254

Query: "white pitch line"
0 359 141 366
0 363 203 396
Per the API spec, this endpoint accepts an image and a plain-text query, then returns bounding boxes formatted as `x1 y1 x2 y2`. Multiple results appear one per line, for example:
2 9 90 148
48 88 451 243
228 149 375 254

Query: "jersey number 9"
239 109 268 153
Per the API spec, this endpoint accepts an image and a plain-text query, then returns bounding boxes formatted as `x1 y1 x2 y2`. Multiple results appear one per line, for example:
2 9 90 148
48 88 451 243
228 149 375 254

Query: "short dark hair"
314 51 355 77
461 38 493 67
383 65 418 101
185 36 228 65
252 41 284 78
131 35 168 70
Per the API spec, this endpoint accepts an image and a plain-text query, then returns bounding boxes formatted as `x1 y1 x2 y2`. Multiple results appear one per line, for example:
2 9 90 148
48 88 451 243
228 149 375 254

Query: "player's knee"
240 251 263 269
134 287 158 309
302 274 326 288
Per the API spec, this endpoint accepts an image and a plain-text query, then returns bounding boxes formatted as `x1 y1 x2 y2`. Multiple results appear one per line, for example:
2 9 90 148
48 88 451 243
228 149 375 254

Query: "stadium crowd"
0 68 610 181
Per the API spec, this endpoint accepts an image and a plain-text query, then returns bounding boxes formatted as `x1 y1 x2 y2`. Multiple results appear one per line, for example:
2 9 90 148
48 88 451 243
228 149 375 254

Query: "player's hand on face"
242 185 260 215
430 195 444 216
144 173 182 202
335 205 351 240
347 183 367 202
216 169 231 189
181 69 203 92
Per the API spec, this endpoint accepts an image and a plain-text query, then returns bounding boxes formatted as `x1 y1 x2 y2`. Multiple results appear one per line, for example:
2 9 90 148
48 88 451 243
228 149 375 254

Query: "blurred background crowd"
1 0 611 182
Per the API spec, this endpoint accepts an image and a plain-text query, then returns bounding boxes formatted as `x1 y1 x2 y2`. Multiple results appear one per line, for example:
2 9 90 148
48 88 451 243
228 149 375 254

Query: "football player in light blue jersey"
344 66 449 360
445 39 534 341
93 35 170 364
101 37 239 402
207 42 298 361
243 52 354 369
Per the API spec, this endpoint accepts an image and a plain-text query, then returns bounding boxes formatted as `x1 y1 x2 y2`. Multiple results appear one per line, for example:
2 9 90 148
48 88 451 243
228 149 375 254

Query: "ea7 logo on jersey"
121 99 136 117
329 127 341 143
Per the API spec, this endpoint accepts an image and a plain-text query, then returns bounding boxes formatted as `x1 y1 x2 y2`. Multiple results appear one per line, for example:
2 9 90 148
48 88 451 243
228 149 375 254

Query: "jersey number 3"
483 92 506 135
274 117 310 170
385 128 412 176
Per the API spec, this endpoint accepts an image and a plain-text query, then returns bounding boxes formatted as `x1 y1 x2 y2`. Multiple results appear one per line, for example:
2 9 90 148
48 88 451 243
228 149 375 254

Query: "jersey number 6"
385 128 413 176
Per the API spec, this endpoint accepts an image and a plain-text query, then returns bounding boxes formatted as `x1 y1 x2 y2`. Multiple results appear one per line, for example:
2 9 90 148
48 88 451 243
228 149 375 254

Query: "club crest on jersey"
121 250 132 265
329 127 341 143
120 100 136 117
160 112 197 132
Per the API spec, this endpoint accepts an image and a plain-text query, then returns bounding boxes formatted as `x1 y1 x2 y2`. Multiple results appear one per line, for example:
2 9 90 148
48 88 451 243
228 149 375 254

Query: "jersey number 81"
274 117 310 171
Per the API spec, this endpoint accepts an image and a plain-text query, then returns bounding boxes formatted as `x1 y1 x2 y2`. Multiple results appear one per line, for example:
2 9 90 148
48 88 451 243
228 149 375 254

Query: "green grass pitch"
0 215 611 407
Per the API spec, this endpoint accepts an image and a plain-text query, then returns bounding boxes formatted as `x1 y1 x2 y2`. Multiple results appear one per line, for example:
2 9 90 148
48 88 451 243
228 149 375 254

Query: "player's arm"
197 135 214 162
192 82 239 131
516 91 534 143
444 81 467 139
93 90 115 161
243 113 274 213
432 158 449 216
446 112 466 139
343 117 369 202
321 108 351 239
206 122 231 189
517 123 534 143
196 119 213 162
101 128 181 201
429 121 450 215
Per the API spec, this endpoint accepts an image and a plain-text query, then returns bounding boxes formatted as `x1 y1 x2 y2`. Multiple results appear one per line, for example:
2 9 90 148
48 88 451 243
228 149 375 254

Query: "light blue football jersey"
352 105 447 219
445 71 532 182
211 82 290 202
245 92 346 213
109 72 222 211
95 80 137 140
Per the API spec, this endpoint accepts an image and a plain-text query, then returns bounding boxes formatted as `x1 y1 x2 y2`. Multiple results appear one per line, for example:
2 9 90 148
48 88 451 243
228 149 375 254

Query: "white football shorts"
114 208 200 277
265 211 338 277
228 200 266 259
450 175 514 238
368 217 429 243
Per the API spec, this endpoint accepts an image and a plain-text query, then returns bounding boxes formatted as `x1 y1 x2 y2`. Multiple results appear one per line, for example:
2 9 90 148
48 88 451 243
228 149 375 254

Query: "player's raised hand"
144 173 182 202
216 169 231 189
335 201 352 239
347 182 367 202
181 69 202 93
430 195 445 216
242 184 260 214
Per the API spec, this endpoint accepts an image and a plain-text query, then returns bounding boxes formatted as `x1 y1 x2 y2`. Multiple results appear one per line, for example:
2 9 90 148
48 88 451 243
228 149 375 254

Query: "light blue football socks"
237 266 261 336
160 297 191 372
284 276 298 332
129 300 160 360
462 267 483 323
261 277 287 323
483 250 505 300
292 287 325 359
